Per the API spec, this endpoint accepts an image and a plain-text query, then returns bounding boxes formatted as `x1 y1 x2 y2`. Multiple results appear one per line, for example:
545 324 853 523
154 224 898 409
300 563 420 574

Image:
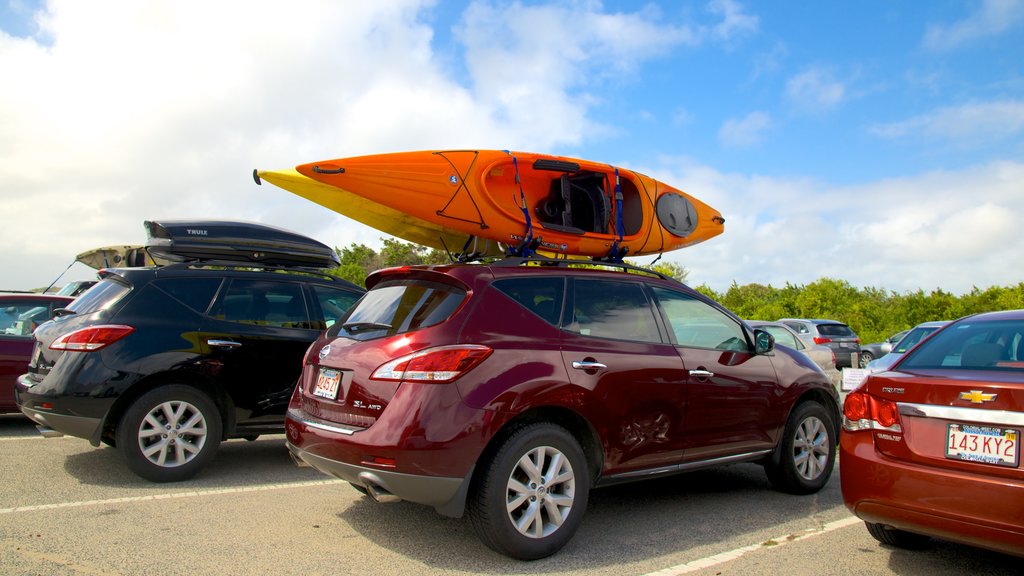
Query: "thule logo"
186 229 209 236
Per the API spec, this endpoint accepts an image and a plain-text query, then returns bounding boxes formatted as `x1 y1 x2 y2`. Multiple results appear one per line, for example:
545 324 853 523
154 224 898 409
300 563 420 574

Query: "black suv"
16 221 364 482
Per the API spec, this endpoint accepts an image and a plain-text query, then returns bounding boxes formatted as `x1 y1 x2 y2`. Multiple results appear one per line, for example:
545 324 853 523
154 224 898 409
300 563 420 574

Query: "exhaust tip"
364 482 402 504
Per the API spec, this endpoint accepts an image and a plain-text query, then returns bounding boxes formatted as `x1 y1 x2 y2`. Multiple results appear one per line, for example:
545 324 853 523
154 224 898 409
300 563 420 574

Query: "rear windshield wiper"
342 321 392 333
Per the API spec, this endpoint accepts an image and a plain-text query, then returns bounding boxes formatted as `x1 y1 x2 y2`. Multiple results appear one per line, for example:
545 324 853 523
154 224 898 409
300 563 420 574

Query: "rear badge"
319 344 331 361
959 390 997 404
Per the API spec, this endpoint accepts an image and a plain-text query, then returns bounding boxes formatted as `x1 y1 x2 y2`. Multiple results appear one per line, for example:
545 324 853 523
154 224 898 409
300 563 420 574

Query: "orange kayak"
274 150 725 259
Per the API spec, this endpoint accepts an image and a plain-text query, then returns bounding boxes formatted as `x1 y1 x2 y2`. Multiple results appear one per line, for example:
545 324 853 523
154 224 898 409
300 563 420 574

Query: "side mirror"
754 329 775 354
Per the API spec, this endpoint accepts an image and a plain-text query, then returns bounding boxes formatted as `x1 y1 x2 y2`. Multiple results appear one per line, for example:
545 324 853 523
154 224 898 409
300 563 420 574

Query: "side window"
310 285 362 330
569 279 660 343
215 279 308 329
784 321 808 335
492 277 565 326
153 278 222 314
652 287 747 351
766 326 799 349
1 301 55 337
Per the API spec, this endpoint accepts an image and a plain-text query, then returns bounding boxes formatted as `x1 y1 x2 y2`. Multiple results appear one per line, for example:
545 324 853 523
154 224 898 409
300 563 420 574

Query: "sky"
1 0 1022 295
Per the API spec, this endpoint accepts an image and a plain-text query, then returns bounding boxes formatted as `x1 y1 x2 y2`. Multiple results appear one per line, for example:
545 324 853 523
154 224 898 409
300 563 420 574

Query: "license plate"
312 368 342 400
839 342 850 348
946 424 1019 467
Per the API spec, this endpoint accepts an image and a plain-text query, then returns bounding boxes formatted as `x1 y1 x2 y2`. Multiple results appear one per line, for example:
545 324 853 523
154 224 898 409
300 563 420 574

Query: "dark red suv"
285 258 840 559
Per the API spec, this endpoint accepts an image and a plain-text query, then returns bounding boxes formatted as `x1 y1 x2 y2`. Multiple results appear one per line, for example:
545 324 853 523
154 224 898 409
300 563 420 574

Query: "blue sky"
1 0 1022 294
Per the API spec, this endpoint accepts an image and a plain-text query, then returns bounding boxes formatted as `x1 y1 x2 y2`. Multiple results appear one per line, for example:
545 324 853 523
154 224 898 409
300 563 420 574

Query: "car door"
560 277 689 473
201 278 320 425
651 287 780 461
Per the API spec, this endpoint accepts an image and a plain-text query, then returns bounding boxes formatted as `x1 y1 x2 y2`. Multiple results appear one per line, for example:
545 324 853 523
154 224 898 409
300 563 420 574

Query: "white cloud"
718 111 771 148
634 159 1024 294
923 0 1024 51
785 68 846 112
870 100 1024 143
708 0 759 40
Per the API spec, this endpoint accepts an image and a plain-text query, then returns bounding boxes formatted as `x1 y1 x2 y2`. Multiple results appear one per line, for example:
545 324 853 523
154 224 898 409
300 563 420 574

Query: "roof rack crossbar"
490 255 670 281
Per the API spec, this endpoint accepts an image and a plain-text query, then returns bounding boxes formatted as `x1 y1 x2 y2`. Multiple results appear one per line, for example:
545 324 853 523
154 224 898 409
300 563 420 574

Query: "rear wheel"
859 351 874 368
468 423 589 560
865 522 932 549
116 385 222 482
764 401 836 494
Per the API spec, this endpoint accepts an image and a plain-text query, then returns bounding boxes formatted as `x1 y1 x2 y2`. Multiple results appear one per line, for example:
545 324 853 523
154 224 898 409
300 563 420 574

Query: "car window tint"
66 278 130 314
569 279 660 343
311 285 361 330
652 287 747 351
1 301 55 337
492 277 565 326
765 325 800 349
331 279 465 341
817 324 854 337
900 319 1024 371
216 279 308 329
892 327 940 353
153 278 222 314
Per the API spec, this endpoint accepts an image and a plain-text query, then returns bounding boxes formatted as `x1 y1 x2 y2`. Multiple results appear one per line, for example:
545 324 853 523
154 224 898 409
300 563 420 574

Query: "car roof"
913 320 951 328
778 318 847 326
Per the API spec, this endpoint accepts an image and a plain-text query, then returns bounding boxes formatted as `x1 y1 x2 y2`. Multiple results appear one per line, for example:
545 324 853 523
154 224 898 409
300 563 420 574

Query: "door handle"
688 369 714 378
572 361 607 370
207 339 242 349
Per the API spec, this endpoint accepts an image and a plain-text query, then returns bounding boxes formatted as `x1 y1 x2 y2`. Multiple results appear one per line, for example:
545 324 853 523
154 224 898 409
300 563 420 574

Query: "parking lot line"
642 516 862 575
0 478 343 514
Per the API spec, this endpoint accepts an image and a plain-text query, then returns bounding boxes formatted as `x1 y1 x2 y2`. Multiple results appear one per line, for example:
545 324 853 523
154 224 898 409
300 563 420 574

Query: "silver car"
748 320 842 388
865 320 951 373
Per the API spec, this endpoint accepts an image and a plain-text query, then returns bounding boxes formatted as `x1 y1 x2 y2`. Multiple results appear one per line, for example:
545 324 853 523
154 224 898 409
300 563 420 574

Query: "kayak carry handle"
532 159 580 172
313 165 346 174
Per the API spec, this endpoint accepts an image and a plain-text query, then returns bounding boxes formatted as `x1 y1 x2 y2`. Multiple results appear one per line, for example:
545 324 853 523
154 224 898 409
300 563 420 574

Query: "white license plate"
312 368 342 400
946 424 1019 467
839 342 850 348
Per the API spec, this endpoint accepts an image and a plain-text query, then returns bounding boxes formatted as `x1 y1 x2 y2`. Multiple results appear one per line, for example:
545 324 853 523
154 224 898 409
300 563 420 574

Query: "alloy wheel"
137 400 209 468
792 416 830 480
505 445 576 538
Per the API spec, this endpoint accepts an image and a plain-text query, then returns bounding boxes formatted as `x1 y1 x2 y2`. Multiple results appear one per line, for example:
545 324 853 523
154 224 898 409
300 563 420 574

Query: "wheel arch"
98 370 235 447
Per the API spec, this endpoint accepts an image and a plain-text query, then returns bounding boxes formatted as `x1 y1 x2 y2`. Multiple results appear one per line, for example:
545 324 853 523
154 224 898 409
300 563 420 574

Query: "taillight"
371 345 492 383
50 325 135 351
843 389 902 433
814 337 832 344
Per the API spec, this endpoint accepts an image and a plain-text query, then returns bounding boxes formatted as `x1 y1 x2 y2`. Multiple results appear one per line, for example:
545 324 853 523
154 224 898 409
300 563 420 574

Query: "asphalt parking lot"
0 414 1018 576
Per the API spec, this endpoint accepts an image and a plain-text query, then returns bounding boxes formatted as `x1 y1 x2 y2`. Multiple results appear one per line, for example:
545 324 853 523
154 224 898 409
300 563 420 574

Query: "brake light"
843 389 902 433
371 345 492 383
813 337 832 344
50 325 135 351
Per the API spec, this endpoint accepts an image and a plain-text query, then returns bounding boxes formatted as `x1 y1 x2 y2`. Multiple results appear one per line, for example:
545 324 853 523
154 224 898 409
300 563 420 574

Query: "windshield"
892 326 941 354
65 277 131 314
328 279 466 341
899 319 1024 371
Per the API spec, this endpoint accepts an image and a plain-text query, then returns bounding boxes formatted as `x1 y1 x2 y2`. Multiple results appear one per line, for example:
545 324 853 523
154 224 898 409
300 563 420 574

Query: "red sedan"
0 292 74 413
841 309 1024 557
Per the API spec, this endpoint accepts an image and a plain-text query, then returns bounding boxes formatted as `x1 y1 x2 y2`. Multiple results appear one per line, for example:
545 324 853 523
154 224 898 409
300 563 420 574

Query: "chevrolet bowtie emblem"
959 390 997 404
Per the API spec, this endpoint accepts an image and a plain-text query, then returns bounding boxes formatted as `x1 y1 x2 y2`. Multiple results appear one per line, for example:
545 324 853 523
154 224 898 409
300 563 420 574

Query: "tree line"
330 240 1024 345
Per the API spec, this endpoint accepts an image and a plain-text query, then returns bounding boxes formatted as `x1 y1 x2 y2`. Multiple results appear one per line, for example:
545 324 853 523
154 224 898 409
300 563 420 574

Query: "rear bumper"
19 402 102 442
840 431 1024 557
285 408 474 518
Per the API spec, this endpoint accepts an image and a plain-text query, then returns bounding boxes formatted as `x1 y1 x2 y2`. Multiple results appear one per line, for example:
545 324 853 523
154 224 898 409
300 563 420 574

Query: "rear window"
65 278 130 314
329 279 465 341
817 324 854 337
900 319 1024 372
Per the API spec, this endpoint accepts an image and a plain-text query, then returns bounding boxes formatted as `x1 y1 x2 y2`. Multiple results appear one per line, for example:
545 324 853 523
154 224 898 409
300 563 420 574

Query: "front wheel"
764 401 836 494
859 351 874 368
468 423 589 560
116 385 222 482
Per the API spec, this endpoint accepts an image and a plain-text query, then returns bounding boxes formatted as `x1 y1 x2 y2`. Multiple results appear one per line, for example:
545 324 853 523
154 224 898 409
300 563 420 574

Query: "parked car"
15 221 364 482
1 292 75 413
865 321 951 373
858 329 910 368
841 309 1024 557
285 258 841 559
778 318 861 368
747 320 841 387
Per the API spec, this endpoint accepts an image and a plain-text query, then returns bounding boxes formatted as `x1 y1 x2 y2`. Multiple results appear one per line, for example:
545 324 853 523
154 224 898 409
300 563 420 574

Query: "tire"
116 385 222 482
859 351 874 368
865 522 932 550
764 401 836 494
468 423 589 560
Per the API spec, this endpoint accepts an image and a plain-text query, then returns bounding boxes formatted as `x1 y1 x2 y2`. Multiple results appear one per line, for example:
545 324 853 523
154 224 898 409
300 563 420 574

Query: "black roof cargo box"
144 220 340 269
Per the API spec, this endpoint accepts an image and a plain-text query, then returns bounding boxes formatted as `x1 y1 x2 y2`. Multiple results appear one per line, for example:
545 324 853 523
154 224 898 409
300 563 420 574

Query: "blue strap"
504 150 535 257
